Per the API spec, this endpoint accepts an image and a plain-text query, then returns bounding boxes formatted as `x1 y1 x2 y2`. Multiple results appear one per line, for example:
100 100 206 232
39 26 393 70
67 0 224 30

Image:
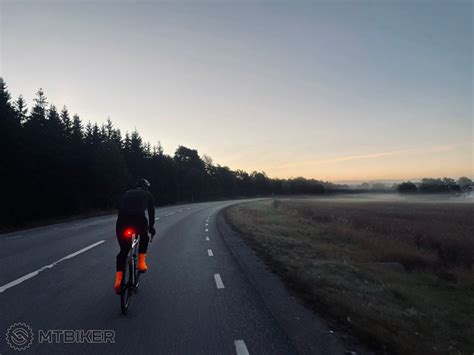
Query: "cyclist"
114 178 156 294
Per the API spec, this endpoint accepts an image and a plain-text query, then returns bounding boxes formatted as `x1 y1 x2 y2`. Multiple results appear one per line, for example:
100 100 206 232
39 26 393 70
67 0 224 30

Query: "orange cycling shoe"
114 271 123 294
138 253 148 273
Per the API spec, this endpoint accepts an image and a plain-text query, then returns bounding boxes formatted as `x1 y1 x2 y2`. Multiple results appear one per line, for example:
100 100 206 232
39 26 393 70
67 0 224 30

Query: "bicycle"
120 228 153 315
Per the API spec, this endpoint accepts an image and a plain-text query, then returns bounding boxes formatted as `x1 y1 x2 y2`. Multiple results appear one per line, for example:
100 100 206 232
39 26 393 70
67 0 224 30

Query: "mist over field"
294 192 474 204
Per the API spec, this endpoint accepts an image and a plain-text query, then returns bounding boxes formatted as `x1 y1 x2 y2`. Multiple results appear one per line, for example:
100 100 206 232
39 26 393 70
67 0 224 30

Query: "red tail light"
124 228 135 238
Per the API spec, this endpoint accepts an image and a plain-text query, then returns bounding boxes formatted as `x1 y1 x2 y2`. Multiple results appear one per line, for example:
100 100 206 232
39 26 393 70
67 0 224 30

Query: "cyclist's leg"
138 216 149 272
115 218 132 293
116 218 132 271
116 240 130 272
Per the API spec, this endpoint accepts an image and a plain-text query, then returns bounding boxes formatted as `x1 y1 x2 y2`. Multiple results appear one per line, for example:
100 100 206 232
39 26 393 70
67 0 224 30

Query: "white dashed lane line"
234 340 250 355
205 237 210 241
205 228 209 232
0 240 106 294
207 249 214 256
155 217 160 220
214 274 225 289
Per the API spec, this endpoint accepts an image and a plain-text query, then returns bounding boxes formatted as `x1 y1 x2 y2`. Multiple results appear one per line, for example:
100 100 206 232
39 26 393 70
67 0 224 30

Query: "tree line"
396 177 472 194
350 179 473 193
0 78 348 227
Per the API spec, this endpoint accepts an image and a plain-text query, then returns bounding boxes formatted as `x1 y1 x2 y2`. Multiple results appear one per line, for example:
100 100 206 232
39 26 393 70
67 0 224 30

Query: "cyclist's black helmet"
136 178 151 190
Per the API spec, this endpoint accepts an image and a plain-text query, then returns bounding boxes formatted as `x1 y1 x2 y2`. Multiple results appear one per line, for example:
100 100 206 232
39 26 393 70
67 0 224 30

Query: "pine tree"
47 105 61 125
28 88 48 126
47 105 65 144
71 114 83 143
123 132 131 153
92 123 102 146
144 142 152 158
100 123 107 142
130 130 143 155
0 78 16 127
0 77 12 118
155 141 164 156
105 117 114 141
14 95 28 124
84 121 93 145
110 128 122 148
0 78 22 225
61 106 72 140
0 78 20 130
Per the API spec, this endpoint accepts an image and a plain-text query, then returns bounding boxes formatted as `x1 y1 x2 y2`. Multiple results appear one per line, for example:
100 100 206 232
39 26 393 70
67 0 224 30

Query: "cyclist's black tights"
116 214 150 272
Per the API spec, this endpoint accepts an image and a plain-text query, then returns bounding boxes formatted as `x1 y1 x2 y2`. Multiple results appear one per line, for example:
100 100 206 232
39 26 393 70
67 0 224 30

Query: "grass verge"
224 198 474 354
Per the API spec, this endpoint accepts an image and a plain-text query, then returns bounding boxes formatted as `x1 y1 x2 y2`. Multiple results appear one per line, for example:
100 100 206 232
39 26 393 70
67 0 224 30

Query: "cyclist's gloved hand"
149 227 156 237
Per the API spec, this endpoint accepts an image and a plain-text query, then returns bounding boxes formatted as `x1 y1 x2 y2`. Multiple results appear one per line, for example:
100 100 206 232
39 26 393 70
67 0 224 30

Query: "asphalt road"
0 200 352 355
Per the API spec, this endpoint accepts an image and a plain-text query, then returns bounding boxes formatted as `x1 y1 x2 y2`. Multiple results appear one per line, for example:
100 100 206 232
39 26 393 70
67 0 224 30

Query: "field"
224 195 474 354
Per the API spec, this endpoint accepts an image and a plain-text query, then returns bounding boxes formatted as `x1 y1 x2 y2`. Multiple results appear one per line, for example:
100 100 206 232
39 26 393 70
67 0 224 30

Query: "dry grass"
224 198 474 354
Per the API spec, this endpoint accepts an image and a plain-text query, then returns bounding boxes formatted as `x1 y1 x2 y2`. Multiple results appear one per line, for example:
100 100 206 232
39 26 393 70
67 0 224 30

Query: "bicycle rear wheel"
120 259 133 315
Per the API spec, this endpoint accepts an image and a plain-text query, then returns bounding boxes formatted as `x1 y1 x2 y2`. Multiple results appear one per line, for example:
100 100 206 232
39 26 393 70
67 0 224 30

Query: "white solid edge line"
214 273 225 289
207 249 214 256
5 234 23 240
0 240 106 294
234 340 250 355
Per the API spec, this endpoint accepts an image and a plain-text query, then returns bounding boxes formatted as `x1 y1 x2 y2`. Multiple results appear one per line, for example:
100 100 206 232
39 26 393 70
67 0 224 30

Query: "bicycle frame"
128 234 140 288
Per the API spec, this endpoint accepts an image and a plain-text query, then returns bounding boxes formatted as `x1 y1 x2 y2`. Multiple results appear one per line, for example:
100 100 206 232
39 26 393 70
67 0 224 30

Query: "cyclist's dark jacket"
117 189 155 235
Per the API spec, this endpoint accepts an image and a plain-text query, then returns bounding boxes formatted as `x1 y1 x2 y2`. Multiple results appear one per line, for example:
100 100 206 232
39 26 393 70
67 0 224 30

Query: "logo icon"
5 322 34 351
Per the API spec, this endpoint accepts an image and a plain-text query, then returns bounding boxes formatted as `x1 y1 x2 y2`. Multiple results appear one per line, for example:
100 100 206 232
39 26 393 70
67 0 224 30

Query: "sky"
1 0 472 181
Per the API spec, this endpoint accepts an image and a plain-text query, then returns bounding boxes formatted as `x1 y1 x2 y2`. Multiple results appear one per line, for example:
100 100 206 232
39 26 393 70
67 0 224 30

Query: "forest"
0 78 347 227
2 78 470 228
